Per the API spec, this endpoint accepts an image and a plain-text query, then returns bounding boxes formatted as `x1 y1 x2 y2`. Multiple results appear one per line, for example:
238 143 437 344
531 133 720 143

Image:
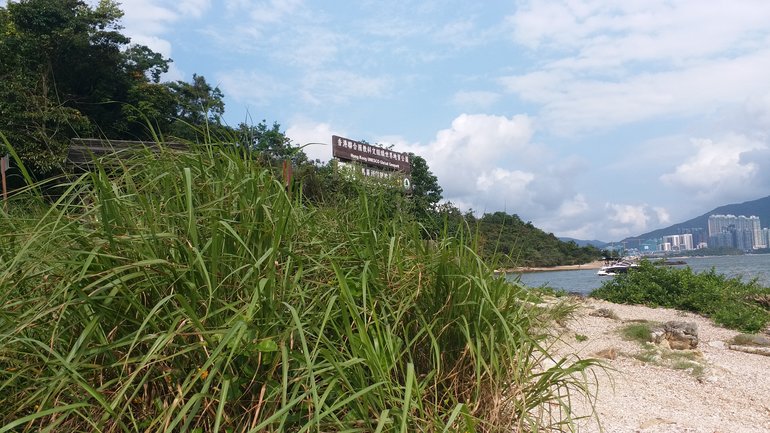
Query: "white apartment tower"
707 214 765 249
662 234 694 251
708 214 735 236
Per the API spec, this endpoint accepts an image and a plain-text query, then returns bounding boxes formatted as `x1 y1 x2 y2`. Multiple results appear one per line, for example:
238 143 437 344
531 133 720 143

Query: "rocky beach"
555 298 770 433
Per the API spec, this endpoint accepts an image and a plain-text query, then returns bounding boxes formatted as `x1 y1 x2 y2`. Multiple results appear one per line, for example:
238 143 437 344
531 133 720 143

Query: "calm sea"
508 254 770 296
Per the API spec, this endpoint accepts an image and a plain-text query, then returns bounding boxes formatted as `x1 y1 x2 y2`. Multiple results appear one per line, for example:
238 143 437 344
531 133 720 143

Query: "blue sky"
15 0 770 241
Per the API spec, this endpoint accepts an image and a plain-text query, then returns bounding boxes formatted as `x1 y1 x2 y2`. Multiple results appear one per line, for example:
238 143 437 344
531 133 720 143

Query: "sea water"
508 254 770 296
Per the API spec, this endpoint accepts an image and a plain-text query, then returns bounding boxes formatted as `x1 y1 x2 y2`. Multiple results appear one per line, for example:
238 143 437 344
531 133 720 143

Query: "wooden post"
1 155 7 210
282 159 292 190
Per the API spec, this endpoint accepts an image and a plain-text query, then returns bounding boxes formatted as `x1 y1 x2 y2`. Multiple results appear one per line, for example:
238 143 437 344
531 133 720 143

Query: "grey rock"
651 321 698 350
590 307 619 320
708 340 726 349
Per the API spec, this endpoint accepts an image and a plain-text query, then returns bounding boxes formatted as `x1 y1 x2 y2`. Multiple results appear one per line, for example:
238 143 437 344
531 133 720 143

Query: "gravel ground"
554 298 770 433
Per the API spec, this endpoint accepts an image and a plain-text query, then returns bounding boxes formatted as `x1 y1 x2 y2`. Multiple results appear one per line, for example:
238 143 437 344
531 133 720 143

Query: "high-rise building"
749 216 765 248
661 234 694 251
707 214 764 249
708 214 736 237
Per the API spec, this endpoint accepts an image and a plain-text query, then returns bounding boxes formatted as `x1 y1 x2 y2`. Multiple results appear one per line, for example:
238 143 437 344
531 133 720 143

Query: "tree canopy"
408 154 443 225
0 0 226 173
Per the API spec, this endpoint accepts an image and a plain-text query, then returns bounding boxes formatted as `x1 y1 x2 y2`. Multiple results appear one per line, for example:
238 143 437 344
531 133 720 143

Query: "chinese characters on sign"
331 135 412 184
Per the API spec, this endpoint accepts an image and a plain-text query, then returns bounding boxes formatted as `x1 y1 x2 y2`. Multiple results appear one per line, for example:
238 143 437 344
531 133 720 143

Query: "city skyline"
621 213 769 254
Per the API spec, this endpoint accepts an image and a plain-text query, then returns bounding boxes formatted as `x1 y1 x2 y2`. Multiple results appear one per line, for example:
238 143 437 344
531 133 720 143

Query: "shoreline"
504 259 606 273
559 298 770 432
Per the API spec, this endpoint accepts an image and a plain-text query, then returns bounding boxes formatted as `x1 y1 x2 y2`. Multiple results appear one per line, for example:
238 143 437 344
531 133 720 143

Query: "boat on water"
596 258 639 276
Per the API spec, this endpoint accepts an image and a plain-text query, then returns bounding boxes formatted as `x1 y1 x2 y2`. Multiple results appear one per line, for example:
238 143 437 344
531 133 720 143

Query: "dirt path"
556 298 770 433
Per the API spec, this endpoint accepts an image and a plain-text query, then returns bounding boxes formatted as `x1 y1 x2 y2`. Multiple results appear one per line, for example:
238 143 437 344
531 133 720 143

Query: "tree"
124 44 170 83
233 120 310 164
408 154 443 223
166 74 227 140
0 0 171 172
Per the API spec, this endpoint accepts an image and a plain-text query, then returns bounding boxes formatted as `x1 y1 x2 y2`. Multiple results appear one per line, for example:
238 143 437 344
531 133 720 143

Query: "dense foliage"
591 261 770 332
471 212 602 268
0 144 599 432
0 0 227 174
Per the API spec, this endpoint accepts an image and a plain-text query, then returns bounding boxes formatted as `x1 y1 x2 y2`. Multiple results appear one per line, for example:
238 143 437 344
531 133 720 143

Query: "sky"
11 0 770 242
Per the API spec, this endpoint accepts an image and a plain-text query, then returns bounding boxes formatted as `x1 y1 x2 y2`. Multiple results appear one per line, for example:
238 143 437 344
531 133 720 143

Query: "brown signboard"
332 135 411 174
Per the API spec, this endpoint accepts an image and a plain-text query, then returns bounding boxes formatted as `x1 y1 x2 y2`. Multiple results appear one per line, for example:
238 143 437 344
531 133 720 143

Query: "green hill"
475 212 603 267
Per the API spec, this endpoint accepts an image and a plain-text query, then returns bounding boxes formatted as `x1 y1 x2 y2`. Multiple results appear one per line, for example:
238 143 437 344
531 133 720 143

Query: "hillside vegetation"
474 212 602 268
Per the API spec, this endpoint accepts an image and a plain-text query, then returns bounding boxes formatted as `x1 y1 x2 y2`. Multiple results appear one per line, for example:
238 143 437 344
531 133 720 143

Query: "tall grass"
0 142 598 432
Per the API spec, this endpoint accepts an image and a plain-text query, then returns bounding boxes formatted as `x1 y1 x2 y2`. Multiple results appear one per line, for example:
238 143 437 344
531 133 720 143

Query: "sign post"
1 154 8 210
331 135 411 188
282 159 293 190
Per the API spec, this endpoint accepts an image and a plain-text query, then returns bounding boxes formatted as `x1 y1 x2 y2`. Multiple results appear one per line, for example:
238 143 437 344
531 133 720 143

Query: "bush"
591 261 770 333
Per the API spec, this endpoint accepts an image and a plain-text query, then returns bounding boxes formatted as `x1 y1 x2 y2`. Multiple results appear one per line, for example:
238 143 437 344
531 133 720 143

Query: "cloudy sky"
31 0 770 241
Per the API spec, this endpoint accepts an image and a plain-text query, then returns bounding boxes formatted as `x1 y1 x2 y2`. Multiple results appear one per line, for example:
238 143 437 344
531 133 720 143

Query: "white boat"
597 259 638 276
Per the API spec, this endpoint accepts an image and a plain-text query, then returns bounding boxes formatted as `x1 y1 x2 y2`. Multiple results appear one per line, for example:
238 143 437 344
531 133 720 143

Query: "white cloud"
114 0 179 53
501 0 770 134
508 0 770 59
393 114 657 240
557 194 590 219
249 0 304 24
607 203 649 233
501 50 770 134
432 18 491 49
401 113 597 231
216 70 286 108
566 202 671 240
660 134 766 201
653 207 671 225
300 71 392 105
201 0 312 53
475 168 534 195
272 27 343 69
744 91 770 131
399 114 532 199
285 119 337 163
127 34 174 58
175 0 211 18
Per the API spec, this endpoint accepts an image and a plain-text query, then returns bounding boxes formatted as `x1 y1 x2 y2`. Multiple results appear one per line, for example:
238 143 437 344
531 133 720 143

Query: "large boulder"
651 321 698 350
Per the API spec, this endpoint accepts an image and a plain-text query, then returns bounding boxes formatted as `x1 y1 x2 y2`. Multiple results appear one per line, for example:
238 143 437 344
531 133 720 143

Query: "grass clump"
730 334 770 347
0 143 600 432
630 344 705 378
591 260 770 333
620 322 654 343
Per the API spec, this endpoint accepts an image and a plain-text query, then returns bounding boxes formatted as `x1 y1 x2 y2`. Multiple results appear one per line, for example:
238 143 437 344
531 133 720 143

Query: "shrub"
591 261 770 333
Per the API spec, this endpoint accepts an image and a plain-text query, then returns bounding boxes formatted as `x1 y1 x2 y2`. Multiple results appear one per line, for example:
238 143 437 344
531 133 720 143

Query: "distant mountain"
623 195 770 247
559 237 609 249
